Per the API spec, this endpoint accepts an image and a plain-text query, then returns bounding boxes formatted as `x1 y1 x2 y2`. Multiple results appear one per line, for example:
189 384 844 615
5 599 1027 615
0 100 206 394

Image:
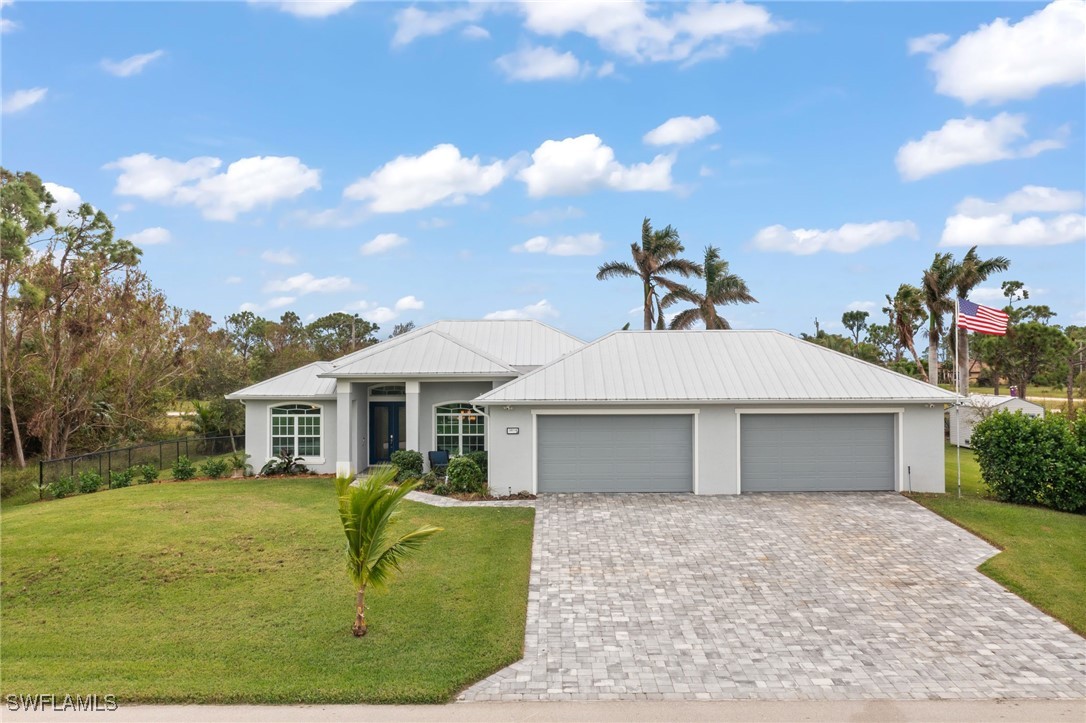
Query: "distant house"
227 320 958 495
948 394 1045 448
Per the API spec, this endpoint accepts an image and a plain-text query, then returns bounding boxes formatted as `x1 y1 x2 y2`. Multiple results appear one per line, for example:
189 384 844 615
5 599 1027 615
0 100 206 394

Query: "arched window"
270 404 321 458
369 384 405 397
435 403 485 454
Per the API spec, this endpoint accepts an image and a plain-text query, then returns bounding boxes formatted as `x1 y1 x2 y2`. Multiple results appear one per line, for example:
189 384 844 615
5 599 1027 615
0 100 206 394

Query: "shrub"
201 458 229 479
259 450 309 476
465 450 488 478
389 450 424 482
447 456 485 495
78 471 103 494
417 470 438 491
110 469 133 488
136 464 159 484
229 452 252 475
172 455 197 481
48 476 76 499
971 411 1086 513
432 483 450 497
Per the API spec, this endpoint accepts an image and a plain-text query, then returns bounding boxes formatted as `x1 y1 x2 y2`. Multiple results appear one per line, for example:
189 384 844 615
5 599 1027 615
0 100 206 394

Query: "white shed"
948 394 1045 448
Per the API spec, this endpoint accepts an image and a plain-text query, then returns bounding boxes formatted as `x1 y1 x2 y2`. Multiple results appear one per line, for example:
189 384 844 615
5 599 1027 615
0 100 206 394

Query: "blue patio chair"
428 450 450 481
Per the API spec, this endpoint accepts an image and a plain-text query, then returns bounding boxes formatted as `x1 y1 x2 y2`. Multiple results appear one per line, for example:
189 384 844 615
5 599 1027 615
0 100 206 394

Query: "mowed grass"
0 478 534 703
908 445 1086 637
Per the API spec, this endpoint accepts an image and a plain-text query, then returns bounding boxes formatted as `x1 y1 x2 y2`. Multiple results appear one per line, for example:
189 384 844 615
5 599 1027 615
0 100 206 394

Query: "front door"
369 402 406 464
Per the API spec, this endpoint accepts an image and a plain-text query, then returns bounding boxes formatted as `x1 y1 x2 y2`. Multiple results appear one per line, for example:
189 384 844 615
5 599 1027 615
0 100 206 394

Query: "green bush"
78 471 103 494
48 476 76 499
432 483 450 497
465 450 488 478
172 455 197 481
447 456 485 495
136 464 159 484
390 450 424 482
971 411 1086 513
110 469 133 488
259 450 308 476
416 470 438 491
201 458 229 479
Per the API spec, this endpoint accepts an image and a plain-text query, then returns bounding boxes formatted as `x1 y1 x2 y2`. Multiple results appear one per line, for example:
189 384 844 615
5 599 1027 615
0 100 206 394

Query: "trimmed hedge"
390 450 424 482
446 456 485 495
971 411 1086 513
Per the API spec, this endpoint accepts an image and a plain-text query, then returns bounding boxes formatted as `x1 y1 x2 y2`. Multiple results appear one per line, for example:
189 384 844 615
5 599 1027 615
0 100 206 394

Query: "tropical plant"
110 468 134 488
172 455 197 481
136 463 159 484
259 450 309 476
665 246 756 330
228 451 252 475
334 469 442 636
447 456 485 495
884 284 929 382
48 476 76 499
921 252 957 384
201 458 229 479
596 217 702 330
952 246 1010 394
78 471 103 494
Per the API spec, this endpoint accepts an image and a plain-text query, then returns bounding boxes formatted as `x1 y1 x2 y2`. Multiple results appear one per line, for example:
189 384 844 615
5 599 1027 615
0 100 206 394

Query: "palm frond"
656 258 702 278
668 307 701 330
596 260 639 281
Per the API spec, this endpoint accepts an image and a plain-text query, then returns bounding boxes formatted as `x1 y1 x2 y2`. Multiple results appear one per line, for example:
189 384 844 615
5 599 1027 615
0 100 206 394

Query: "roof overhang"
474 397 961 406
224 394 337 401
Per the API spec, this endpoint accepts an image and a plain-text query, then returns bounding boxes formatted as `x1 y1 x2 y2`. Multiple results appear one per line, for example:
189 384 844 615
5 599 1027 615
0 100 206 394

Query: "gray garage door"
537 415 693 493
740 414 895 492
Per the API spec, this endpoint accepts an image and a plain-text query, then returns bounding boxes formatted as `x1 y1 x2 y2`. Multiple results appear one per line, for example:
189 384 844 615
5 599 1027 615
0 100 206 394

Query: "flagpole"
955 297 962 500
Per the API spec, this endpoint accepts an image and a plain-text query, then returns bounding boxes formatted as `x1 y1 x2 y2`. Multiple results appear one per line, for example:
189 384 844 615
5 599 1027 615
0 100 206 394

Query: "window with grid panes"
435 403 485 455
270 404 321 457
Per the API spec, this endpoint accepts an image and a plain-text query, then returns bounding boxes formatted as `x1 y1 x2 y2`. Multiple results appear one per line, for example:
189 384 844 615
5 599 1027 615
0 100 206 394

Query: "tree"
865 322 896 363
666 246 756 330
1065 326 1086 413
596 217 702 330
842 310 869 346
307 312 378 359
921 252 957 385
391 321 415 338
335 469 442 637
1002 280 1028 306
952 247 1010 394
1002 322 1072 400
884 284 928 382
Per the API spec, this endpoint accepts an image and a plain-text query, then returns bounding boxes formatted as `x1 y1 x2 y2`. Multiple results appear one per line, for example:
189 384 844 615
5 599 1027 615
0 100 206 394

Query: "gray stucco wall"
420 380 501 465
243 399 338 475
486 403 946 495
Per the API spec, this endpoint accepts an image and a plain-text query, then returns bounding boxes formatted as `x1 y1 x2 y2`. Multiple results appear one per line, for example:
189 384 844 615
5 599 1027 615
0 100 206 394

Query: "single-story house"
227 320 958 494
948 394 1045 448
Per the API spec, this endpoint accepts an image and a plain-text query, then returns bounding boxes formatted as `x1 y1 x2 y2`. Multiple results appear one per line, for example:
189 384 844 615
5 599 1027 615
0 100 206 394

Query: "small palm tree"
884 284 929 381
596 217 702 330
951 246 1010 394
335 468 442 637
666 246 756 330
921 252 957 384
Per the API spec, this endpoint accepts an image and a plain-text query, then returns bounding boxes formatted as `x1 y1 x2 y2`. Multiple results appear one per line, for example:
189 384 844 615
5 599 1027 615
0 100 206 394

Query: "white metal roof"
322 328 519 377
226 362 337 400
476 330 962 404
960 394 1043 409
426 320 583 367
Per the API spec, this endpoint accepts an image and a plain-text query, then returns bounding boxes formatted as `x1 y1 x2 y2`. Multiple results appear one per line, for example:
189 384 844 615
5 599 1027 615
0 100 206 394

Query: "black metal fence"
38 434 245 498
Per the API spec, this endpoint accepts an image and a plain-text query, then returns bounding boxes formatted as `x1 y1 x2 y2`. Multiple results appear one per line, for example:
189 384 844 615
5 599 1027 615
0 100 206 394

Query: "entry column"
405 381 420 453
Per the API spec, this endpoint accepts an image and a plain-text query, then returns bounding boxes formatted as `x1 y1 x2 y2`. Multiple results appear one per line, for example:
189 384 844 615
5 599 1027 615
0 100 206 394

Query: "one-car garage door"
537 415 693 493
740 413 895 492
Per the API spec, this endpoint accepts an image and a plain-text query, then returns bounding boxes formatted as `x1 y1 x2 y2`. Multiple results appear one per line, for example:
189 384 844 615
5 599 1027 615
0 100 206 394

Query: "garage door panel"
741 414 895 492
538 415 693 493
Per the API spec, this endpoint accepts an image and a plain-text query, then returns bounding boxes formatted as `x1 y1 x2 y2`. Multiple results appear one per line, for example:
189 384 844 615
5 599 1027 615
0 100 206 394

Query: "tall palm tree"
921 252 957 385
335 468 442 637
952 246 1010 394
596 217 702 330
884 284 929 382
666 246 756 330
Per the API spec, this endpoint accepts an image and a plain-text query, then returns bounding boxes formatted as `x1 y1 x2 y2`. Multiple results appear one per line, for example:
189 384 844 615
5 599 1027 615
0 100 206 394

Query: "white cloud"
496 45 582 81
394 295 424 312
907 33 949 55
518 134 673 197
261 249 298 265
941 185 1086 247
225 276 243 285
699 165 714 177
955 185 1085 217
418 217 451 229
264 272 351 295
520 1 784 64
248 0 356 18
360 232 408 256
643 115 719 146
484 299 558 320
105 153 320 221
101 50 165 77
895 113 1063 181
392 5 486 46
597 61 615 77
1 17 19 33
462 25 490 40
2 87 47 114
846 300 877 312
511 233 604 256
240 296 297 313
344 144 507 213
752 220 918 255
128 227 171 246
363 306 398 324
515 205 585 224
42 182 83 218
911 0 1086 104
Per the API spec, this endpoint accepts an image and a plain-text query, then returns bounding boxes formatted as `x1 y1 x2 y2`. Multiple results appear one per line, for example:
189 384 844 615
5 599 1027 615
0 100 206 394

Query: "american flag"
957 297 1009 336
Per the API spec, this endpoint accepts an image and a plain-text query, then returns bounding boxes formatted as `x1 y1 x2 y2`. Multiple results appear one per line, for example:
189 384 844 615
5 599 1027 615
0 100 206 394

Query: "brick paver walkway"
460 493 1085 701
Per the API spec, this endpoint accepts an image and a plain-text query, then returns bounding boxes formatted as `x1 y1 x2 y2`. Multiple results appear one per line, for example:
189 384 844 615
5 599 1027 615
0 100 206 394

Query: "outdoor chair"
428 450 450 481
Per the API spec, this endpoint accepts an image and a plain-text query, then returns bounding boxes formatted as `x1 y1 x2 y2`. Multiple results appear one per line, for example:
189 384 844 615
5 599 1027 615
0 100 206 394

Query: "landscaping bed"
1 477 535 703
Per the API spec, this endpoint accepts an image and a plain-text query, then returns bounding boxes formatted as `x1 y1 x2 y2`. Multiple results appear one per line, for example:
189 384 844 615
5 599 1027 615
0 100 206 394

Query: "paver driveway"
461 493 1085 701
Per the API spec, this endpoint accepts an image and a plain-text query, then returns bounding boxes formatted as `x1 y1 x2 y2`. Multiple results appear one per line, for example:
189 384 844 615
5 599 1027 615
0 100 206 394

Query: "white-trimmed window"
270 404 321 458
435 403 485 454
369 384 405 397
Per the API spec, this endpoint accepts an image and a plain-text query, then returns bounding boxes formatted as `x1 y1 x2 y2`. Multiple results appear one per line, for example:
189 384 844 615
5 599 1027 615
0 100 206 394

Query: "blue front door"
369 402 406 464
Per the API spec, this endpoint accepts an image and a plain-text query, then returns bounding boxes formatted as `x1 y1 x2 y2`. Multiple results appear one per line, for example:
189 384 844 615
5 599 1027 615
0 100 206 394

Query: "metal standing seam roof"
225 362 337 400
475 330 963 404
320 328 520 377
427 320 584 367
960 394 1043 409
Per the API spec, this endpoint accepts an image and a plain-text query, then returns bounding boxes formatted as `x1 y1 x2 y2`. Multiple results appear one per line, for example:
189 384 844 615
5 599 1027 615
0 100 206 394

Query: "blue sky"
3 0 1084 341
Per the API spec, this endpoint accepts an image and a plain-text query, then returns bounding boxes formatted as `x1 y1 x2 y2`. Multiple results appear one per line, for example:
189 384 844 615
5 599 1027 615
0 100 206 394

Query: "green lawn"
0 478 534 703
908 445 1086 637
